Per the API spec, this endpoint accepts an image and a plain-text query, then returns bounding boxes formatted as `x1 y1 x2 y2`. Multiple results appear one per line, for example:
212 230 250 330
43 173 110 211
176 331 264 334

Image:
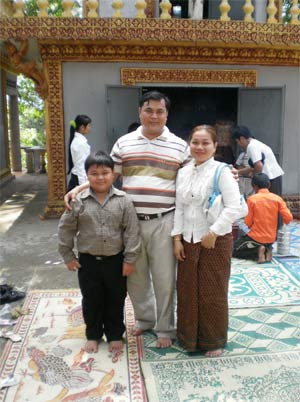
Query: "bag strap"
213 163 229 195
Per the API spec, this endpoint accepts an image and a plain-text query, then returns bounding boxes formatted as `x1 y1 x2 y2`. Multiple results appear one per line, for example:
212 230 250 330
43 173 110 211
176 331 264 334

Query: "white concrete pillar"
254 0 268 22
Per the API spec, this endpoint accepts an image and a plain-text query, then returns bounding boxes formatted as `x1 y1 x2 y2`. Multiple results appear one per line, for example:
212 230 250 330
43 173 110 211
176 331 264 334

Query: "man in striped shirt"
111 91 190 348
64 91 190 348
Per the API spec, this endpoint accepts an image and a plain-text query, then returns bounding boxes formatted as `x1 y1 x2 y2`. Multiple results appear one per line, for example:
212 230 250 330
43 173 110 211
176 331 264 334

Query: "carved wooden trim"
42 60 65 218
38 42 300 67
121 68 257 87
146 0 156 17
4 40 48 99
1 18 299 48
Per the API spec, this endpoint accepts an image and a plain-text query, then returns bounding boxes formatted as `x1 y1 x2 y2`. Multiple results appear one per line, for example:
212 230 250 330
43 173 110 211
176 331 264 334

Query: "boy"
58 151 141 355
233 173 293 263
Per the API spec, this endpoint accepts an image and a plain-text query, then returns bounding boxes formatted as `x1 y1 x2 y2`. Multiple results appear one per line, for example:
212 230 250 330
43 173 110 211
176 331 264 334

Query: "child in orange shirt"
233 173 293 263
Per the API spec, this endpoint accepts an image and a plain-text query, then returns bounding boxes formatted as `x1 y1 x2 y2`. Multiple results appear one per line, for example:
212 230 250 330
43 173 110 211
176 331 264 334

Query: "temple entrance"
106 85 284 165
142 86 238 165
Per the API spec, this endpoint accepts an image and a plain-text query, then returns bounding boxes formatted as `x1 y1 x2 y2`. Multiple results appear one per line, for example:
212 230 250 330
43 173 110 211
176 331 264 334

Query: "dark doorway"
142 86 238 141
106 85 283 166
142 86 238 164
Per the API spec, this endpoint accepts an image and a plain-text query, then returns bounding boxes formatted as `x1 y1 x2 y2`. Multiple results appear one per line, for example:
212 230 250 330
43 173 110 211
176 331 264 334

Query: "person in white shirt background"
172 124 241 357
231 125 284 196
67 115 92 192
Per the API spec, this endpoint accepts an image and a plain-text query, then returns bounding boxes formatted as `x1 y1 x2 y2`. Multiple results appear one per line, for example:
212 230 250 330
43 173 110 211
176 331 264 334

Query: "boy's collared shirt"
58 186 141 264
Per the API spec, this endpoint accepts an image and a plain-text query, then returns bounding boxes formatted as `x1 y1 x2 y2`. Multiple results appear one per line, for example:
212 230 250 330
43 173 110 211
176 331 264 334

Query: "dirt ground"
0 173 78 355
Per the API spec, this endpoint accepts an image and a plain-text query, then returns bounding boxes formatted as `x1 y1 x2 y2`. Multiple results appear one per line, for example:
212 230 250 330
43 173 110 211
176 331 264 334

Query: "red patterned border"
0 289 146 402
125 297 148 402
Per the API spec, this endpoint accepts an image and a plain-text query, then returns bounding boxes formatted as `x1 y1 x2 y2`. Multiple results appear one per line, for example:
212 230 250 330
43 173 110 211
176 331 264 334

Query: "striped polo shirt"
111 126 190 215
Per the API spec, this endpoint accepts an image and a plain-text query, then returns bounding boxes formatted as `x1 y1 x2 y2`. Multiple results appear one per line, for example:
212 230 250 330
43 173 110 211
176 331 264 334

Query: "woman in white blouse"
67 115 92 192
172 125 241 357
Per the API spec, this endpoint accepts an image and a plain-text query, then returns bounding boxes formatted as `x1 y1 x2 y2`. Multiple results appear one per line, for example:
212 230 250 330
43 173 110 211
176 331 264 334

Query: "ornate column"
219 0 231 21
243 0 254 21
13 0 24 17
87 0 98 17
62 0 74 17
160 0 172 19
42 60 66 218
37 0 49 17
290 0 300 24
112 0 124 18
135 0 147 18
267 0 277 23
8 94 22 172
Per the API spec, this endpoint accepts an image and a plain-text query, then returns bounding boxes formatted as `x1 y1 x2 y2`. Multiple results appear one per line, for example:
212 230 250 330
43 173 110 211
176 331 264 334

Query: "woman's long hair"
67 114 92 174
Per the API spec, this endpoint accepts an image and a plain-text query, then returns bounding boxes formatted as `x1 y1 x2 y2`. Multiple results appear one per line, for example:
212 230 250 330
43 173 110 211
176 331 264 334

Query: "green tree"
18 75 45 147
24 0 81 17
282 0 300 23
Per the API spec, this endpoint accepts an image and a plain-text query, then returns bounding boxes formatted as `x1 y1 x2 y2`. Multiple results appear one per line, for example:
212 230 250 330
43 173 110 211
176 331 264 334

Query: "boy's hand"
66 259 81 271
123 262 135 276
64 188 79 211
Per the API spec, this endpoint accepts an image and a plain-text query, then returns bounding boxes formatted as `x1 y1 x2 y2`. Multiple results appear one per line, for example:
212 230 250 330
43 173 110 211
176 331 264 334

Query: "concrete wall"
62 62 300 194
256 66 300 196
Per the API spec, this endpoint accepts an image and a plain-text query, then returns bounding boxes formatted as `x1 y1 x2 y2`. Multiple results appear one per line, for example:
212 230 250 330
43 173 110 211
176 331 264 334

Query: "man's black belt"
137 209 175 221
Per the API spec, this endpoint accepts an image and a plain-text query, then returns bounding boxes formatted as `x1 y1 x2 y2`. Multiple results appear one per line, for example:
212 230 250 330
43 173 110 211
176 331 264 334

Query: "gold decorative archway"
42 65 258 218
121 68 257 87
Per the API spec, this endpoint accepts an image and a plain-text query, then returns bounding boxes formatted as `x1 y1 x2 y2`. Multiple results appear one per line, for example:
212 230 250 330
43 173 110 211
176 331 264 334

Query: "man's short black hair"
139 91 171 112
231 125 252 140
85 151 114 173
251 173 270 189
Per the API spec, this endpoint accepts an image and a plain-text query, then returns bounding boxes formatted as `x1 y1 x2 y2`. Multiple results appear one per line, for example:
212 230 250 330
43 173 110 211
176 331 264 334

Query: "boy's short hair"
231 125 252 140
139 91 171 112
251 173 270 189
85 151 114 172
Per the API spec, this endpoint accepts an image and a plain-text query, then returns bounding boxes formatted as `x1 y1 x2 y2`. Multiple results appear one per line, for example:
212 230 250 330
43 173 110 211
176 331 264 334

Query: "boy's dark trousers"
78 252 126 342
233 235 272 261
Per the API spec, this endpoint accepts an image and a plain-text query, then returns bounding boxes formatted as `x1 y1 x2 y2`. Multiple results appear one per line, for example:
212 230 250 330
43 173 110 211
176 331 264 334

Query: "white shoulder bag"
207 163 248 224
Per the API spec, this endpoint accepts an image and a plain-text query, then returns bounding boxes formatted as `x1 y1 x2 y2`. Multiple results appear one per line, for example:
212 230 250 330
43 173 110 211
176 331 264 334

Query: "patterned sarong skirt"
177 233 233 352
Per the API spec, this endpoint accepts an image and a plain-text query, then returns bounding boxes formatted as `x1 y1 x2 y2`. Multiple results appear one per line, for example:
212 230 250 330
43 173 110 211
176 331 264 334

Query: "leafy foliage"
282 0 300 23
18 75 45 147
24 0 81 17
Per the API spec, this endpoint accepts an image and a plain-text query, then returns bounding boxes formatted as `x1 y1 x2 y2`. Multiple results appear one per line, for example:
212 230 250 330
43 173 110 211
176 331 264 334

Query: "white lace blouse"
171 157 241 243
